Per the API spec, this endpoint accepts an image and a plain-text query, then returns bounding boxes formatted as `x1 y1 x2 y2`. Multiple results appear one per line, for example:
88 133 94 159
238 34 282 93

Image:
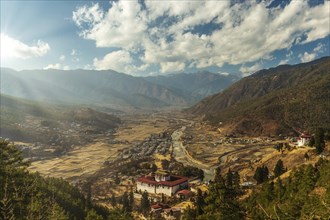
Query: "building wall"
137 182 156 194
137 180 189 196
155 185 173 196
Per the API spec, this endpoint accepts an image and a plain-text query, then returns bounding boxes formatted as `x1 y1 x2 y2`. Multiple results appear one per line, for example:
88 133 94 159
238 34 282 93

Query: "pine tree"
195 189 205 215
140 191 150 215
111 194 116 207
121 192 131 213
274 159 286 177
129 190 134 211
314 128 325 154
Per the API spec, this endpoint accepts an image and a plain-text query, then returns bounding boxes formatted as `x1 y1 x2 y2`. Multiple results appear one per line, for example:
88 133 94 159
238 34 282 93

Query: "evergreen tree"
111 194 116 207
195 189 205 215
314 128 325 154
254 166 268 184
274 159 286 177
86 209 103 220
198 169 204 181
129 190 134 211
140 191 150 215
121 192 131 213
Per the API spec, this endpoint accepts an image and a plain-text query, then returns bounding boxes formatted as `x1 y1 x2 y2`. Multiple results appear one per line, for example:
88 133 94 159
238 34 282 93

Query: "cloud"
73 1 330 73
44 63 70 70
299 43 325 63
160 61 185 73
1 33 50 59
239 63 262 76
59 55 66 61
93 50 134 72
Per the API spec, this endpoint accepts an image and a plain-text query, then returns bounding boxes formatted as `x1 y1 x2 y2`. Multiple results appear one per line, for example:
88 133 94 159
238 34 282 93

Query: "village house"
136 171 188 196
297 133 312 147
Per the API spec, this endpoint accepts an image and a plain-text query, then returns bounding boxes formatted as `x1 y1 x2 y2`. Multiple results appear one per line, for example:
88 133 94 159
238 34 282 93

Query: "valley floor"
16 110 328 213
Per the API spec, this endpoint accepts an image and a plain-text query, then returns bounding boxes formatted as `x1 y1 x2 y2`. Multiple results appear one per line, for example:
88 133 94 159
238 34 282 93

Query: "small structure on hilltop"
136 171 188 196
297 133 312 147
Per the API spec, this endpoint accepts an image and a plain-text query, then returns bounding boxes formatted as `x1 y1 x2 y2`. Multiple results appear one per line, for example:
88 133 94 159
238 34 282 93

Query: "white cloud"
44 63 70 70
299 43 326 63
71 49 76 56
218 72 229 76
73 0 330 74
239 63 262 76
300 52 316 63
1 33 50 59
59 55 66 61
93 50 133 72
160 61 185 73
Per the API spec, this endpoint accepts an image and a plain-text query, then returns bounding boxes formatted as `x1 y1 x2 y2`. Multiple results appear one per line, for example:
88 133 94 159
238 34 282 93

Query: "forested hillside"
0 140 131 220
189 57 330 136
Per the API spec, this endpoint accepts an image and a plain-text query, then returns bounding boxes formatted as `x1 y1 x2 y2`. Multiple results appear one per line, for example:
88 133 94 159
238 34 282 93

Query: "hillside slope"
0 94 120 145
189 57 330 136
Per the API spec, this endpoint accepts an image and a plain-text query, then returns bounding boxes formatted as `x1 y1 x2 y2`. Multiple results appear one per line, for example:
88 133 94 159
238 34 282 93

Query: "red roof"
301 133 312 138
177 189 191 196
137 175 188 187
151 204 162 210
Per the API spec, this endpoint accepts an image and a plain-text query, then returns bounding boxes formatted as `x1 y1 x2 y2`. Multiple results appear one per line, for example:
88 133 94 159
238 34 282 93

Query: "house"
137 171 188 196
297 133 312 147
176 189 193 200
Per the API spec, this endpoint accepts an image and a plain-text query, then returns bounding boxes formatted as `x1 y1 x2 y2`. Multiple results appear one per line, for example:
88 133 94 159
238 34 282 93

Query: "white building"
297 133 312 147
137 171 188 196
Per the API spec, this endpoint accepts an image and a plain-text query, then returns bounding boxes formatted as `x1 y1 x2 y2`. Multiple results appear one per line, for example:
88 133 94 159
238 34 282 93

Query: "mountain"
0 94 120 145
0 68 239 110
0 68 189 110
189 57 330 136
145 72 240 102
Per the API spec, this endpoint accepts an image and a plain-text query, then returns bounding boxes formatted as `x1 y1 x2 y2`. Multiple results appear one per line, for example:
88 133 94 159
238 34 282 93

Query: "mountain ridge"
0 68 238 110
189 56 330 136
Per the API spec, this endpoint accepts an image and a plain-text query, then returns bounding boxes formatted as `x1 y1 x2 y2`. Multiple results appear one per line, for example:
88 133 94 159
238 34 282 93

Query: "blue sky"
1 0 329 76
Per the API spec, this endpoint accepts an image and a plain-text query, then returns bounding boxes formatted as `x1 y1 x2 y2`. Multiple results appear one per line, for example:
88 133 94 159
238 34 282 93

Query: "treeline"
181 159 330 219
245 158 330 219
0 140 129 220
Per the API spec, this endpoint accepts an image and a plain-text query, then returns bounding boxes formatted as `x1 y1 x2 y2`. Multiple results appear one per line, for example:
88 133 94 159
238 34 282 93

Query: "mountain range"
0 68 238 111
189 57 330 136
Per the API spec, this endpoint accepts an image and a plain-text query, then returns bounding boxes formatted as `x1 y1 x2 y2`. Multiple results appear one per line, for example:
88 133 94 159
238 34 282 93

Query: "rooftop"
137 174 188 187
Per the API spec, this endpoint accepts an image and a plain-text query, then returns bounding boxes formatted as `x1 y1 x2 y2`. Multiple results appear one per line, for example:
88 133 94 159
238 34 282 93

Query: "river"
171 126 216 181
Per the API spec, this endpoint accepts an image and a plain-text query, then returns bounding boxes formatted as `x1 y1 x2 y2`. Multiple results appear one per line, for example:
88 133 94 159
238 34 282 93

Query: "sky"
0 0 329 76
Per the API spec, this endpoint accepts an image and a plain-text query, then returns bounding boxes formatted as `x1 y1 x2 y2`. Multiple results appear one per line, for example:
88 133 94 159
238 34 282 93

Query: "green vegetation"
245 159 330 219
0 140 130 220
274 159 286 178
177 165 204 181
253 165 269 184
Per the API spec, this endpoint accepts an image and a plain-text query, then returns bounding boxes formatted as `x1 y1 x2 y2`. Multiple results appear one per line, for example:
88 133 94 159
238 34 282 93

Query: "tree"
195 189 205 215
314 128 325 154
121 192 131 213
161 159 170 170
151 164 157 172
129 190 134 211
254 166 269 184
114 175 121 185
140 191 150 215
274 160 286 177
198 169 204 181
111 194 116 207
86 209 103 220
